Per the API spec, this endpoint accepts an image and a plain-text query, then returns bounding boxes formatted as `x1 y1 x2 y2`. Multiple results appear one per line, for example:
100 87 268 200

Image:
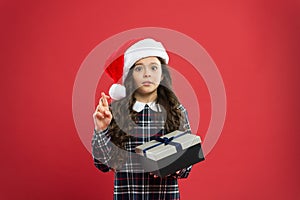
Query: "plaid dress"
92 103 192 200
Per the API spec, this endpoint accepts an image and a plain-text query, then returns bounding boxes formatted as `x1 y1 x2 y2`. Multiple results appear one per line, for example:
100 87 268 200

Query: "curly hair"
107 58 183 150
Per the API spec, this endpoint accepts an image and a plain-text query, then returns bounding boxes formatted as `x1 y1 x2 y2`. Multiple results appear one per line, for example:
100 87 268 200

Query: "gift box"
135 130 205 177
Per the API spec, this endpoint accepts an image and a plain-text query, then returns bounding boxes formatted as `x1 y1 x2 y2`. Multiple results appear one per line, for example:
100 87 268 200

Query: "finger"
97 105 109 113
98 93 110 105
101 92 110 107
104 110 112 118
95 112 104 119
99 106 106 113
149 172 158 178
96 105 105 113
96 104 101 111
101 92 110 99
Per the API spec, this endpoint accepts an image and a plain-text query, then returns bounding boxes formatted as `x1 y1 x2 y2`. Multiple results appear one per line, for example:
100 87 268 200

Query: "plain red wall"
1 0 299 199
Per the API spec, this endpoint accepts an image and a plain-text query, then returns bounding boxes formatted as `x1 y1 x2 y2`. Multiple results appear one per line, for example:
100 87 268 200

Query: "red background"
1 0 299 199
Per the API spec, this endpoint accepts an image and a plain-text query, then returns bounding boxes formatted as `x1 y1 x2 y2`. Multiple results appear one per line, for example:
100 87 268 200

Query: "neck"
134 91 158 103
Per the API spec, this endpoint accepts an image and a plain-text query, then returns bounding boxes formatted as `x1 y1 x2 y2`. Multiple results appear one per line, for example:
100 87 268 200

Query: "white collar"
133 101 161 112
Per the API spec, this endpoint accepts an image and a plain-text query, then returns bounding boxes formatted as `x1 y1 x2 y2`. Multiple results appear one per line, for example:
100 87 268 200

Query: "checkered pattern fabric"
92 104 193 200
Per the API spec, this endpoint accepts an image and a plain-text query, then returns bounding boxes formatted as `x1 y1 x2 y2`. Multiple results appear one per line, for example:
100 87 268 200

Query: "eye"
151 65 158 71
134 65 143 72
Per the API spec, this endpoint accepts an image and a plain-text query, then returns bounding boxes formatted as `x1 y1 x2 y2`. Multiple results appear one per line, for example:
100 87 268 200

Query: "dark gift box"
135 130 205 177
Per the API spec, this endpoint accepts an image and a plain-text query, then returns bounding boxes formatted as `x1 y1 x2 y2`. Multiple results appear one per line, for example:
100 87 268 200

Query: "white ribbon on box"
135 131 201 161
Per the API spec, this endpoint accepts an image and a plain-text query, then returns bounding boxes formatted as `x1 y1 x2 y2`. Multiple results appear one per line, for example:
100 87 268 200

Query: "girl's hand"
150 172 159 178
93 92 112 132
150 170 181 178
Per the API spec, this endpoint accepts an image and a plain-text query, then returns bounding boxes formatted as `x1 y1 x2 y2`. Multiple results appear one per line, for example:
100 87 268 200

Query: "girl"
92 38 193 200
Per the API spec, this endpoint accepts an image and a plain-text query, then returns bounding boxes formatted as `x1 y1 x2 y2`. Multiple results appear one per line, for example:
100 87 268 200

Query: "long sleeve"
91 128 113 172
175 105 193 179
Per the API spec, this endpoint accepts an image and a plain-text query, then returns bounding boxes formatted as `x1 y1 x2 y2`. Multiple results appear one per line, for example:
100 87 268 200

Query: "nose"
143 68 151 77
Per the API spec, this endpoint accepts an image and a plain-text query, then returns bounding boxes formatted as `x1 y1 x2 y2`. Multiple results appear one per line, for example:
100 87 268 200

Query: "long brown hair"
108 57 183 149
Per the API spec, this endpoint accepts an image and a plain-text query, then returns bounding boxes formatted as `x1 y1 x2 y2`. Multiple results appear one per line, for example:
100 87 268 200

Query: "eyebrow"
134 62 160 65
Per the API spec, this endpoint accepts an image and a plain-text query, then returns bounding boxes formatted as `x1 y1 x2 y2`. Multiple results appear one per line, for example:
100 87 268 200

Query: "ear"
160 75 164 81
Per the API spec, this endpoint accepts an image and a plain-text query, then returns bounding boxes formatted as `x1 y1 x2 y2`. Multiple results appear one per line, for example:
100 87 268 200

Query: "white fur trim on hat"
109 84 126 100
122 38 169 83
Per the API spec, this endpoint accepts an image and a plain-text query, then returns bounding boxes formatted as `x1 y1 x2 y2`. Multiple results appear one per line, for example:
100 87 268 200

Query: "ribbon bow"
155 136 174 145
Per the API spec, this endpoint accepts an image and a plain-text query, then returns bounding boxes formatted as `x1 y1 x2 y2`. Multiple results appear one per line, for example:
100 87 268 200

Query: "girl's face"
132 56 163 98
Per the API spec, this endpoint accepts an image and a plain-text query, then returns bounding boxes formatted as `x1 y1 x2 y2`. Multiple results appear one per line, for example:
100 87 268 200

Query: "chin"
137 87 157 95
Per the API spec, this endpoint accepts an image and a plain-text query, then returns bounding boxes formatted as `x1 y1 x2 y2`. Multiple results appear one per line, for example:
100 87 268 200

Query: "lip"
142 81 154 86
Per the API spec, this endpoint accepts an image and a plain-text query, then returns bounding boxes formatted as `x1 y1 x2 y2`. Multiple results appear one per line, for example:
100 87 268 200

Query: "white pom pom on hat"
105 38 169 100
108 83 126 100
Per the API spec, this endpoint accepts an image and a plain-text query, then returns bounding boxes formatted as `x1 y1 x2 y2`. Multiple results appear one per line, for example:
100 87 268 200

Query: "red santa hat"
105 38 169 100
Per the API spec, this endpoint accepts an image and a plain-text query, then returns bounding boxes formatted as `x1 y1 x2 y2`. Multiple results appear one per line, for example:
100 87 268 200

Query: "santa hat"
105 38 169 100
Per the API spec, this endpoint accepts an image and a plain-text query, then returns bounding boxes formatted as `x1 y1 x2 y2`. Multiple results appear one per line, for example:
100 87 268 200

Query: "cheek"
132 74 141 85
154 72 163 83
